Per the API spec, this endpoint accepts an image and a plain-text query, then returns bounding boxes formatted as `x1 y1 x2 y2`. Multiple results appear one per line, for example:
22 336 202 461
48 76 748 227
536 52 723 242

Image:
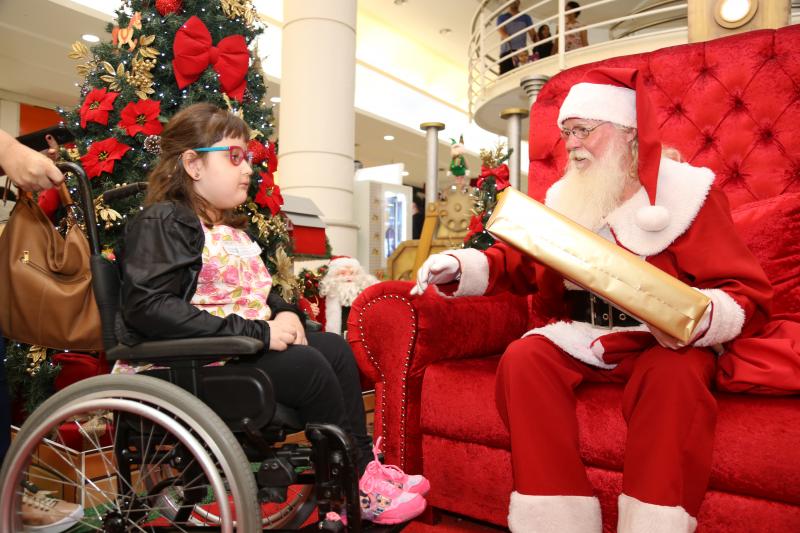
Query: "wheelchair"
0 163 396 532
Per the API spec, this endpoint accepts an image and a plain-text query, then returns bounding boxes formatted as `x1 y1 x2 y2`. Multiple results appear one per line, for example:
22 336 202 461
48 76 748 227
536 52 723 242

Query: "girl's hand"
266 318 298 351
273 311 308 346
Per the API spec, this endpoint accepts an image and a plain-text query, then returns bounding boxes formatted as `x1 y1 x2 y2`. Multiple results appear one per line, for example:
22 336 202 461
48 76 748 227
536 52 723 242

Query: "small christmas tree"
463 143 512 250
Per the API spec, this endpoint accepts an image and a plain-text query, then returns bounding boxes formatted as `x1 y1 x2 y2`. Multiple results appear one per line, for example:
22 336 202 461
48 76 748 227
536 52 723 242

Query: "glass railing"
468 0 689 117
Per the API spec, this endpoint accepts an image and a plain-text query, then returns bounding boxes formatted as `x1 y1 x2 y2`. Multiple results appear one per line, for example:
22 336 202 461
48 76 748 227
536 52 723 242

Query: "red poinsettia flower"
80 138 131 178
254 170 284 215
118 99 163 137
79 88 119 129
247 139 269 165
465 214 485 241
265 141 278 173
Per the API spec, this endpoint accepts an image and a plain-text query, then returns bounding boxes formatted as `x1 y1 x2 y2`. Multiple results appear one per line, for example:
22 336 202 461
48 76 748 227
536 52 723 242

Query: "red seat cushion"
731 192 800 313
421 357 800 505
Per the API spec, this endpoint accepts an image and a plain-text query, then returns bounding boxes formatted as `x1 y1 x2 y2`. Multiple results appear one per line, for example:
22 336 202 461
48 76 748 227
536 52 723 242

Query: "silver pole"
419 122 445 207
500 108 529 192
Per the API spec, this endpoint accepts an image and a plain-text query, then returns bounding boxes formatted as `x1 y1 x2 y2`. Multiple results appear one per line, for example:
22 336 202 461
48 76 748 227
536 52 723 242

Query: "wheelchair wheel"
0 374 261 532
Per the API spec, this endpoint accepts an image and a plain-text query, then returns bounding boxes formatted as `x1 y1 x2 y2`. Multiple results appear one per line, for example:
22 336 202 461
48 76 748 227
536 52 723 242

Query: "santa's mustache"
568 149 594 161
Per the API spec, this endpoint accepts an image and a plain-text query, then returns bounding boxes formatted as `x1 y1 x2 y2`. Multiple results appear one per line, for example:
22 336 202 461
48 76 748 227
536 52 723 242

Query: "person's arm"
0 128 63 192
121 204 274 345
666 188 772 347
497 13 510 38
580 28 588 47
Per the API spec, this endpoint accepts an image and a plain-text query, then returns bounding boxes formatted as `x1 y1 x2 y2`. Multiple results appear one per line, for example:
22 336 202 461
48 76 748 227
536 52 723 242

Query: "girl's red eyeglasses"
193 145 253 166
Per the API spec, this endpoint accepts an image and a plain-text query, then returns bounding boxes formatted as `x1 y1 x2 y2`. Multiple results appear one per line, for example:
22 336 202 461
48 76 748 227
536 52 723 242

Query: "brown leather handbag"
0 182 103 350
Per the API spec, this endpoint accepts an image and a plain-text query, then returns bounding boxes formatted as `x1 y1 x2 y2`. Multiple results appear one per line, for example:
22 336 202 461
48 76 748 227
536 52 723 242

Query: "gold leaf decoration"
26 345 48 376
272 246 299 300
102 61 116 75
220 0 258 27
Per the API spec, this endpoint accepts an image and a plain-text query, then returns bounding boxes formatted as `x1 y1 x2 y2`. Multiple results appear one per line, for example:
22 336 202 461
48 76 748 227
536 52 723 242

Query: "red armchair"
349 27 800 532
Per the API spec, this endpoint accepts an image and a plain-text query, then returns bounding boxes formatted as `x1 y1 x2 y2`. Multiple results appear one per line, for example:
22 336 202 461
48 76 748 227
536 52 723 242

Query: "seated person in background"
117 102 429 525
497 0 536 74
563 1 588 51
412 68 772 532
533 24 553 59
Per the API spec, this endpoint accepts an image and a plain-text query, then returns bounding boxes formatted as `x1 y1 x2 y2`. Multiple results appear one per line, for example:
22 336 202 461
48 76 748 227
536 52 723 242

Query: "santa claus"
319 256 378 335
413 67 773 533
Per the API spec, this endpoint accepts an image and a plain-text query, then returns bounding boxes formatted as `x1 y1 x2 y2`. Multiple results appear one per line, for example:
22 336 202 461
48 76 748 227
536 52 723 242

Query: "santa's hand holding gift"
319 256 378 335
413 67 773 533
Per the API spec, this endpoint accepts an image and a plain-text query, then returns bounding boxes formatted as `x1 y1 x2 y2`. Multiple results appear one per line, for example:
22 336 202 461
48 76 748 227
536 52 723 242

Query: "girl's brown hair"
145 102 250 227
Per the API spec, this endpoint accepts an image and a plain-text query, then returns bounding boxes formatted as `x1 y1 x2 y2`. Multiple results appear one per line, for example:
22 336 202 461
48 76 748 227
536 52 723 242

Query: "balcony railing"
468 0 689 118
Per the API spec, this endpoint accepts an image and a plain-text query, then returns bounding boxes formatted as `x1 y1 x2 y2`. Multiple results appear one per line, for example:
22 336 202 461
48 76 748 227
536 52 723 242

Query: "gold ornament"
69 40 98 78
221 0 258 26
272 246 299 301
26 345 48 376
94 196 123 230
222 94 244 119
66 147 81 162
479 142 509 169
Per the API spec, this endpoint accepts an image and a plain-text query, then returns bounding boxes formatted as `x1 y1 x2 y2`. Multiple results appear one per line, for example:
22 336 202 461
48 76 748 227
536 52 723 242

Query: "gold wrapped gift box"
485 187 710 343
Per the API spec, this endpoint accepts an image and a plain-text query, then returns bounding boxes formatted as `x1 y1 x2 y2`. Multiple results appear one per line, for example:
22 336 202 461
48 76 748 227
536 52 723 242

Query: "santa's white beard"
319 274 377 307
320 280 363 307
549 140 637 231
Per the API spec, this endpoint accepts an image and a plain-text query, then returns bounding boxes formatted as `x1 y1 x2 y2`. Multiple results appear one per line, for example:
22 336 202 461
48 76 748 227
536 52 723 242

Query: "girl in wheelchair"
114 102 428 525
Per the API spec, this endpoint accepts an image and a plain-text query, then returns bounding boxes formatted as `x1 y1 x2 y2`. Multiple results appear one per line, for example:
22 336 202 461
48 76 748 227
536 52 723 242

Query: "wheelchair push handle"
55 162 100 255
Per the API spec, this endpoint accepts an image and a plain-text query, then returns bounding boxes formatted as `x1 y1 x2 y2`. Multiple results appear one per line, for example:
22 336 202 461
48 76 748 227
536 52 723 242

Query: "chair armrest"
106 336 264 362
347 280 532 473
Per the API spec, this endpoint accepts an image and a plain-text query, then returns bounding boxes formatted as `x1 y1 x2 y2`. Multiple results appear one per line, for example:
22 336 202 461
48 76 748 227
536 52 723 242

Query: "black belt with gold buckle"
566 290 641 329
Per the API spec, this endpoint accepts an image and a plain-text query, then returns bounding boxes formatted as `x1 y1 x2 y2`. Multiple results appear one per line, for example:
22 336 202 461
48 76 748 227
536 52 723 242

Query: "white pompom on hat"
558 67 669 232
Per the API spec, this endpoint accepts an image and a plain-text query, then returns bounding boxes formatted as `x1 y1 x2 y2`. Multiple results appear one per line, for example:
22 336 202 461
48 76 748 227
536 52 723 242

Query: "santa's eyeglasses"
559 121 608 141
193 145 254 166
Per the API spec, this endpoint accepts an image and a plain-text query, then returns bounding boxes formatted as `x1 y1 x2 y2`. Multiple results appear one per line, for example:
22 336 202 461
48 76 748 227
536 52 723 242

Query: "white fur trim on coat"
435 248 489 297
605 158 715 257
618 494 697 533
509 492 602 533
523 321 649 369
324 296 342 335
557 83 637 128
693 288 745 347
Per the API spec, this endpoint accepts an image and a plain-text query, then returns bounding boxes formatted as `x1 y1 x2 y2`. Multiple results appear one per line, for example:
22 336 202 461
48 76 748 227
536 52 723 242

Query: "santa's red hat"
557 67 669 232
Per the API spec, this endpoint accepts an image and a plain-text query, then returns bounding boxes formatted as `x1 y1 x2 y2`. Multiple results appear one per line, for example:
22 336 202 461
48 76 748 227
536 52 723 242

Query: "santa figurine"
318 256 379 335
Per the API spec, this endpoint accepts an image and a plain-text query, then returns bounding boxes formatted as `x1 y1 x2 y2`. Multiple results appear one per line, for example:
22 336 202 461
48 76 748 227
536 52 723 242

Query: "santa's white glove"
410 254 461 296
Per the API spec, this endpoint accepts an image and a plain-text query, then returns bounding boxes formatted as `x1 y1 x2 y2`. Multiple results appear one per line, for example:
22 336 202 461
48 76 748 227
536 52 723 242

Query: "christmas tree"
6 0 299 415
463 143 512 250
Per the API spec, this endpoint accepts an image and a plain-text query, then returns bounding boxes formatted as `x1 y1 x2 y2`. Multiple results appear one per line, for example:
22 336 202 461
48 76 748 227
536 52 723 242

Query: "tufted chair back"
528 26 800 209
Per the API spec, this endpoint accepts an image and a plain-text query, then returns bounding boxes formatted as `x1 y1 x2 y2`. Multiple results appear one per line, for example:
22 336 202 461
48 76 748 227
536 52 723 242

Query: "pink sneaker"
359 469 426 524
365 437 431 495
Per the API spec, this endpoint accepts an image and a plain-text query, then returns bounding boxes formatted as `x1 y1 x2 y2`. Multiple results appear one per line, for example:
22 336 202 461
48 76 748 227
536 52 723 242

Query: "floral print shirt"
113 224 272 374
190 224 273 321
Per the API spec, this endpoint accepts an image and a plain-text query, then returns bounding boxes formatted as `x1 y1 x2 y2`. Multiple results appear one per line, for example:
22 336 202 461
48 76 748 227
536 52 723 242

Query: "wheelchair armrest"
106 335 264 362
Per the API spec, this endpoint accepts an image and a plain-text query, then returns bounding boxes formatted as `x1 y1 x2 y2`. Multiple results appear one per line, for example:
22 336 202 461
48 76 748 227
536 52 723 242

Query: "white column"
500 108 528 191
279 0 357 256
419 122 445 208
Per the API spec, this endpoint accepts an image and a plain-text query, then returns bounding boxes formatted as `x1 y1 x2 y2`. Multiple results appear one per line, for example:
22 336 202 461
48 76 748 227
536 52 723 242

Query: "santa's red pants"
495 335 717 516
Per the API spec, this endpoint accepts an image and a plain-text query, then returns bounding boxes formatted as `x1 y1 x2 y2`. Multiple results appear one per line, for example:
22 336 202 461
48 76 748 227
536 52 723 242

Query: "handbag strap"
58 182 75 207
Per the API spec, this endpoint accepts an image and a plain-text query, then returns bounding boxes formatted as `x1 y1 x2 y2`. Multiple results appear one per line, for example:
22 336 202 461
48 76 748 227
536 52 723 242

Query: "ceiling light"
383 135 395 141
401 171 409 176
81 34 100 43
270 96 281 103
714 0 758 28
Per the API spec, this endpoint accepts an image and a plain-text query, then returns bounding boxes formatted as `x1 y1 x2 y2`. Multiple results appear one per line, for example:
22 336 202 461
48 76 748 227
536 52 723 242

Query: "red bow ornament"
172 16 249 101
476 163 510 191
